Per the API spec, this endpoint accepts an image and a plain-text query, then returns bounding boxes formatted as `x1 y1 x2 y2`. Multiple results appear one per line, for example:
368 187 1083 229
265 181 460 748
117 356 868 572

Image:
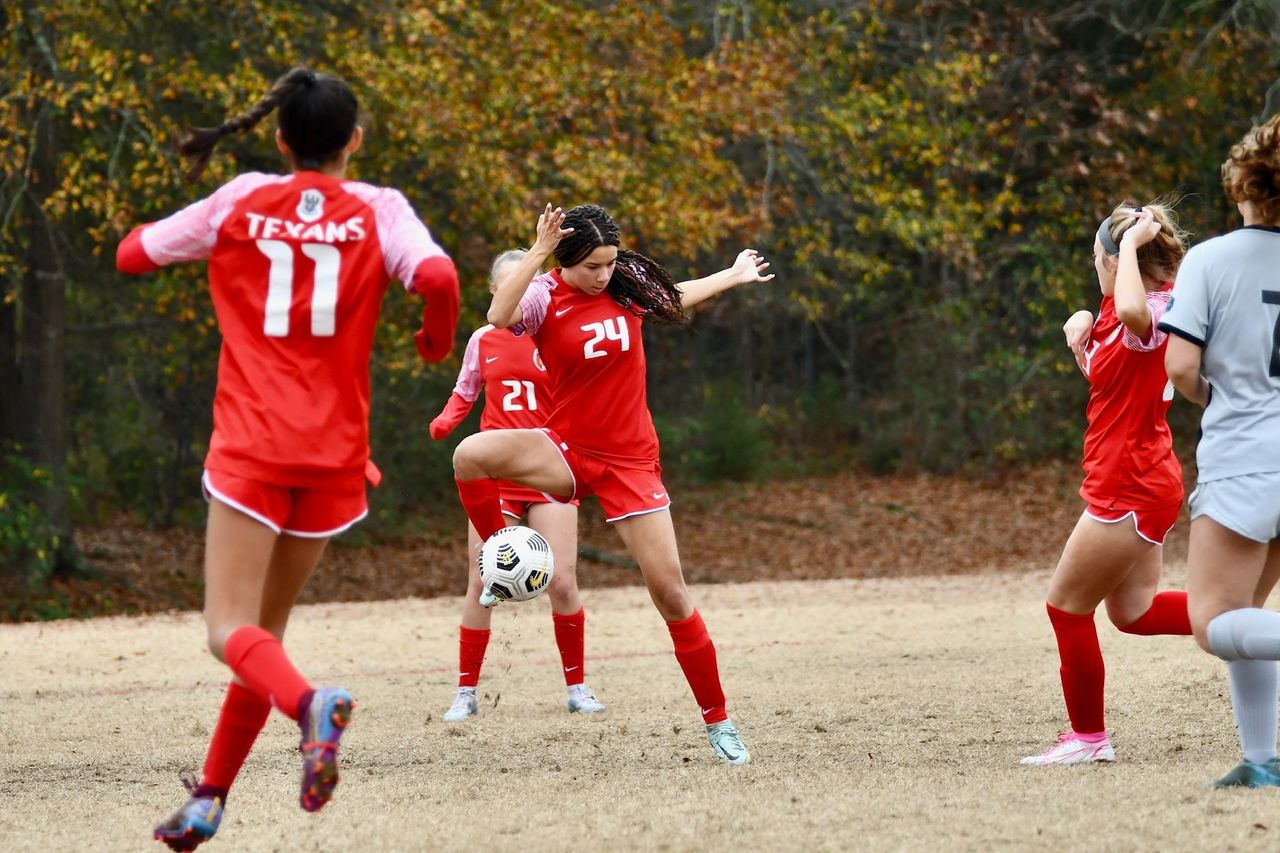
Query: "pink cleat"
1021 732 1115 766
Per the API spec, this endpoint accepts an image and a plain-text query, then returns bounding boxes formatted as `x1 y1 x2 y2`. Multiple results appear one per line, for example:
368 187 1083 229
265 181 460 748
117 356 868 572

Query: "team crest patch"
296 189 325 223
533 348 546 372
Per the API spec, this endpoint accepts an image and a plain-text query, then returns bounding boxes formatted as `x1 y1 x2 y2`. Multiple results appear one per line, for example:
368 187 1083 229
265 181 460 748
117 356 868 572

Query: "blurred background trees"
1 0 1276 584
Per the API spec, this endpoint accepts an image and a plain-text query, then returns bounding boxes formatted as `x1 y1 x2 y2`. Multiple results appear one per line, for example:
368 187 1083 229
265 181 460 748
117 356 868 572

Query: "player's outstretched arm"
488 204 573 329
411 256 461 362
677 249 773 310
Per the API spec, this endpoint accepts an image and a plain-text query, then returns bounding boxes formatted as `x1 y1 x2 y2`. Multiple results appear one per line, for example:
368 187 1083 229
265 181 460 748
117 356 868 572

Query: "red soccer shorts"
536 428 671 522
202 469 368 537
498 481 580 519
1086 498 1182 545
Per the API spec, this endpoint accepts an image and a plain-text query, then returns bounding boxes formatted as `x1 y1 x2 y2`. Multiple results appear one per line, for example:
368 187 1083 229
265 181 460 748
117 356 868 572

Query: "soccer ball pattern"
478 525 554 603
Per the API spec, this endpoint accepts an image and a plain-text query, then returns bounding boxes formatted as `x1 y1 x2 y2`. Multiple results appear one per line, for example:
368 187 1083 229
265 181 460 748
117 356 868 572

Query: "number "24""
581 317 630 359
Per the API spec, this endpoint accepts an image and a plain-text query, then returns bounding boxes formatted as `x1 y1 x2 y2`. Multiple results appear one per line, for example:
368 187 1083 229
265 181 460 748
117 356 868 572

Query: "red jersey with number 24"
134 171 449 488
516 269 658 464
1078 285 1183 510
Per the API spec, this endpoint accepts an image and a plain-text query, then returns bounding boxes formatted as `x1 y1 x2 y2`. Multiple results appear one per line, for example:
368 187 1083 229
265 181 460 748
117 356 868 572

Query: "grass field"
2 569 1278 852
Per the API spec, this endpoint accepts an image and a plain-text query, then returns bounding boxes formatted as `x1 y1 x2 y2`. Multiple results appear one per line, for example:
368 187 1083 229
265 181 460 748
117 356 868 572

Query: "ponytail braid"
177 67 328 182
610 249 687 325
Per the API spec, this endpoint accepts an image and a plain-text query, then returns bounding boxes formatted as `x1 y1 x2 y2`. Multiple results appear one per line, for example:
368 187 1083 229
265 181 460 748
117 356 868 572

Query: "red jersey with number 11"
516 269 658 464
132 171 449 488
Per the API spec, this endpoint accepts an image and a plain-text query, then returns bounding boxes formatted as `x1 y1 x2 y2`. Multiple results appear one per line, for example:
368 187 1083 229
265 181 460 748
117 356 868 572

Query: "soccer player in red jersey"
1021 202 1191 766
452 203 772 765
430 249 605 722
116 67 459 850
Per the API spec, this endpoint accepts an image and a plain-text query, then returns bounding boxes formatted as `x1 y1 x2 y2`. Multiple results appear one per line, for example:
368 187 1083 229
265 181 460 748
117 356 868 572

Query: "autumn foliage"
0 1 1275 580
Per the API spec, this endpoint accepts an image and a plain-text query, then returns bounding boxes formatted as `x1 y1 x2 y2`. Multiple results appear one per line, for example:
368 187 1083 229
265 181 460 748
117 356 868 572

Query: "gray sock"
1207 608 1280 660
1227 659 1279 764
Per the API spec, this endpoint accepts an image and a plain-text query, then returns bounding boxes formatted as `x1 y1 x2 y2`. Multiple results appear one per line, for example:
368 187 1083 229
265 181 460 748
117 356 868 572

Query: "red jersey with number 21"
516 269 658 464
135 171 448 488
451 325 550 431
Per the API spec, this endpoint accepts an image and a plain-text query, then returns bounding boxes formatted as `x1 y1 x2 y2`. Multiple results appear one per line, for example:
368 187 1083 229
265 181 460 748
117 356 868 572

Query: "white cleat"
566 684 607 714
1021 732 1115 766
442 688 479 723
706 719 750 765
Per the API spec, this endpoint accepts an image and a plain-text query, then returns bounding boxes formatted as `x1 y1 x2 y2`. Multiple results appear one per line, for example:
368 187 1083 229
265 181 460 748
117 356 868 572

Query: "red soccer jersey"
133 171 449 488
1078 285 1183 509
451 325 551 431
516 269 659 464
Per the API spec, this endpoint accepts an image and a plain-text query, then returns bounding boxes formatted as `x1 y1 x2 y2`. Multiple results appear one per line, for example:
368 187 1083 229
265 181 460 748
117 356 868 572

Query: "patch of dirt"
7 461 1191 621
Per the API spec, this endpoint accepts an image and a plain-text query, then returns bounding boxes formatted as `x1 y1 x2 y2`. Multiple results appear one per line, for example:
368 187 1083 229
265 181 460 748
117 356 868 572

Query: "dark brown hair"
554 204 687 325
1222 113 1280 225
177 67 358 181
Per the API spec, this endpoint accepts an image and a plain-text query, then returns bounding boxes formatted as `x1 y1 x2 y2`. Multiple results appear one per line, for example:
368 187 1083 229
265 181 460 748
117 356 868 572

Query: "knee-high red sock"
458 626 490 688
1118 590 1191 636
223 625 312 721
455 478 505 541
553 608 586 686
667 610 727 725
197 680 271 799
1047 603 1105 734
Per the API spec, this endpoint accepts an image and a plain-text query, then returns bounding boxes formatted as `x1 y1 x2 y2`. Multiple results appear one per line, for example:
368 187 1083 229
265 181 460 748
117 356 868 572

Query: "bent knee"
647 580 691 621
453 437 488 480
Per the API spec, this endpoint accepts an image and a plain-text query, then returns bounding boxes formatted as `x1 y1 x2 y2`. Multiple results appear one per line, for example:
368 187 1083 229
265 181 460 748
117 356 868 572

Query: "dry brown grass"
2 570 1277 852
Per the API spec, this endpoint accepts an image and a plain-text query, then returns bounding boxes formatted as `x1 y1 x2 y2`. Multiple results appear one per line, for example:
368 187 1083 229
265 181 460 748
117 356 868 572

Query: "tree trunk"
18 9 83 579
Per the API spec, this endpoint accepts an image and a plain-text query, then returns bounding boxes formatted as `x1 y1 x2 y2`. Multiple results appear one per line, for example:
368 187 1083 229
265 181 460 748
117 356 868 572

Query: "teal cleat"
153 788 223 851
1210 758 1280 789
706 719 750 765
299 687 355 812
566 684 607 714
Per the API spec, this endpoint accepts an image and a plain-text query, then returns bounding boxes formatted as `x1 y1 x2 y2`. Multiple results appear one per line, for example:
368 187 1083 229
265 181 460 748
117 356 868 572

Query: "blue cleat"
1211 758 1280 789
299 687 355 812
153 782 222 851
706 719 750 765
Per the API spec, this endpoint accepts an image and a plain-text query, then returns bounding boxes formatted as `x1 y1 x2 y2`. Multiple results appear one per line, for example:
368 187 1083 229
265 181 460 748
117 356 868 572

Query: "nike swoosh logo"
554 307 573 317
700 706 715 714
653 492 666 499
485 356 499 363
565 665 579 672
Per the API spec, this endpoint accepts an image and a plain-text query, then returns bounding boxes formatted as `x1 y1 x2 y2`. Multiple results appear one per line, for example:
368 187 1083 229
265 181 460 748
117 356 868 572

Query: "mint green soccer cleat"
299 687 355 812
566 684 606 714
1211 758 1280 789
706 719 750 765
443 687 479 722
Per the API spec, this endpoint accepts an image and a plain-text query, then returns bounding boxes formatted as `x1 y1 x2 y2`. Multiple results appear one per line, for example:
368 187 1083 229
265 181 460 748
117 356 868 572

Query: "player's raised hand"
1121 208 1161 250
730 249 774 285
532 203 574 257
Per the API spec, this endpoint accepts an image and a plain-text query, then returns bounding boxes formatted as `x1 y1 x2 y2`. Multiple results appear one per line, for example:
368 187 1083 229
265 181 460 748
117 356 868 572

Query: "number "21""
581 317 630 359
256 239 341 337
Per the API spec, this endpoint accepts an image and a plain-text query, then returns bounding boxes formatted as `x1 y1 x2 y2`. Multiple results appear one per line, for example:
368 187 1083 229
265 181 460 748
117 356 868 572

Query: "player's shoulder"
214 171 290 203
469 323 497 343
339 180 411 210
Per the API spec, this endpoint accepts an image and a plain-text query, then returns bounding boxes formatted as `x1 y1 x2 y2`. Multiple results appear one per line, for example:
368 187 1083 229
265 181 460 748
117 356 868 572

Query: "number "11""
256 239 341 337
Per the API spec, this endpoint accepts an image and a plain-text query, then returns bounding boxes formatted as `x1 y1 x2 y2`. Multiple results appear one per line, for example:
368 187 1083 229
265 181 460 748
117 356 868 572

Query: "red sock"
455 478 505 541
667 610 727 725
1046 603 1105 734
198 680 271 797
458 626 490 688
553 608 586 686
223 625 312 721
1118 590 1191 636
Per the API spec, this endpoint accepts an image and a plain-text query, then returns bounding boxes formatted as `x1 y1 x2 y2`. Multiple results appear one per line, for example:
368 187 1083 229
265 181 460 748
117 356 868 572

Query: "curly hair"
1222 113 1280 225
554 204 687 326
178 67 358 181
1100 199 1188 285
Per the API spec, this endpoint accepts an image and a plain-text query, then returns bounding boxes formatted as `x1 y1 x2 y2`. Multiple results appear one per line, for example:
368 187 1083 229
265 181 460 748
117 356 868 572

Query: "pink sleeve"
366 188 449 288
1122 290 1172 352
452 327 487 402
512 273 553 336
139 173 276 266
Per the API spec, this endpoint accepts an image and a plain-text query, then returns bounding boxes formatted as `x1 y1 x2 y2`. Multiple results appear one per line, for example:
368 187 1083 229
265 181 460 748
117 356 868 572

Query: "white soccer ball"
478 525 554 604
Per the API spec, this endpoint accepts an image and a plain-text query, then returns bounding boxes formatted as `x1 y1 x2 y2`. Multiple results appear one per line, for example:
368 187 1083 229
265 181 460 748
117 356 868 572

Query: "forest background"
2 0 1278 613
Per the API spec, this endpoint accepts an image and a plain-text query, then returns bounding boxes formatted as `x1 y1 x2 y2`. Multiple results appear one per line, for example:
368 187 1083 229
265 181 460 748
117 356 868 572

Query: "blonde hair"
1222 113 1280 225
1101 200 1188 285
488 249 527 284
